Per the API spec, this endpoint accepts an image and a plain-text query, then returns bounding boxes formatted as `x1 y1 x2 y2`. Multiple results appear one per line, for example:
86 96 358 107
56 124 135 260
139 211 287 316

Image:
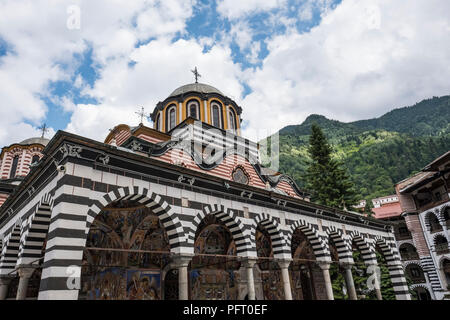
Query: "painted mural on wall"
289 229 325 300
189 215 241 300
79 200 170 300
255 225 285 300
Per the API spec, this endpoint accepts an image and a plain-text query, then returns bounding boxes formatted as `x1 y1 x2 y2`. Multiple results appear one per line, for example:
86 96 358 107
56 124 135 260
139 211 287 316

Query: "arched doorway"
427 212 442 233
189 214 241 300
442 258 450 290
79 199 171 300
405 263 426 284
290 229 324 300
412 286 432 300
255 224 284 300
164 269 178 300
399 243 419 261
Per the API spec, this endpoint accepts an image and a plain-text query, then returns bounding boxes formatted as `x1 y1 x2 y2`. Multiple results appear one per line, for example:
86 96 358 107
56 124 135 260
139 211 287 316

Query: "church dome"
19 137 50 146
168 83 223 98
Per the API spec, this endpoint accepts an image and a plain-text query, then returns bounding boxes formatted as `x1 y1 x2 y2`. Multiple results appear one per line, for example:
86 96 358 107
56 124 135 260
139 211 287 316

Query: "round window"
232 167 249 185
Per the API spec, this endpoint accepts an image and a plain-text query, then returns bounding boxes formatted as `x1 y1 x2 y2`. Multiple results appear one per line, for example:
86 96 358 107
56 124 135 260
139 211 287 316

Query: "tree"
306 123 358 209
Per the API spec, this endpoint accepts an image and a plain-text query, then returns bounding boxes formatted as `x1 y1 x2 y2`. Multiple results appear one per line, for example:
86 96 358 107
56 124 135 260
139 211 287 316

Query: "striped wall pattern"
0 222 21 275
423 210 441 232
254 213 291 259
88 185 186 249
0 160 409 299
16 193 53 266
373 236 411 299
325 225 354 263
348 230 377 265
186 204 255 257
420 256 443 291
0 147 44 179
288 220 330 261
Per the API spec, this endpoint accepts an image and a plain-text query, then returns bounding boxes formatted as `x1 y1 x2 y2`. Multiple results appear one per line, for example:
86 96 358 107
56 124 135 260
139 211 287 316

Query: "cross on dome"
191 67 201 83
38 123 49 138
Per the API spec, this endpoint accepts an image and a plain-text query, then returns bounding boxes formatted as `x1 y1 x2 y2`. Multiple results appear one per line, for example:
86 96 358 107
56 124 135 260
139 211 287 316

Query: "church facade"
0 82 411 300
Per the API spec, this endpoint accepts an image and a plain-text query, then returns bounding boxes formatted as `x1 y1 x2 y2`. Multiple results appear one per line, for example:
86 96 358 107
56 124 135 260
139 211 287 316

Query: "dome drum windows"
210 102 223 129
228 107 237 134
155 113 161 131
9 155 19 179
187 100 200 120
165 105 177 132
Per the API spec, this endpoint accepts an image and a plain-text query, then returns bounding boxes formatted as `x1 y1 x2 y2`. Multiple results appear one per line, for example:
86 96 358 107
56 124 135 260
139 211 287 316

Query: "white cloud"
1 0 450 150
0 0 196 147
68 38 244 141
217 0 286 20
240 0 450 140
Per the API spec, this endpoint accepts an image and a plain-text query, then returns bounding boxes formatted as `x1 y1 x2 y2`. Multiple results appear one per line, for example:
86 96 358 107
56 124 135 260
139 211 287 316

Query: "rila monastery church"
0 79 420 301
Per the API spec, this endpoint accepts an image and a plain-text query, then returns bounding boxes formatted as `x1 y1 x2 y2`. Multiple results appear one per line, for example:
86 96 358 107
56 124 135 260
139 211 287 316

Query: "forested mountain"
261 96 450 202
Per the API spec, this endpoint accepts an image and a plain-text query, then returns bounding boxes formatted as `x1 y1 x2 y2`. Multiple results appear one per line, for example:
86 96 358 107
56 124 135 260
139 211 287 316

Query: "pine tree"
306 123 357 209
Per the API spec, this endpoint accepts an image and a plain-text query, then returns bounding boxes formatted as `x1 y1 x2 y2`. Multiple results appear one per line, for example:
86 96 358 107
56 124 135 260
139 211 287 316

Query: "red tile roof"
372 202 403 219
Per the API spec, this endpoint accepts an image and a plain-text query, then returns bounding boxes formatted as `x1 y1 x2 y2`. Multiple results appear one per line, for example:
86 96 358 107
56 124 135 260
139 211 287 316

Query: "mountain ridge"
262 95 450 202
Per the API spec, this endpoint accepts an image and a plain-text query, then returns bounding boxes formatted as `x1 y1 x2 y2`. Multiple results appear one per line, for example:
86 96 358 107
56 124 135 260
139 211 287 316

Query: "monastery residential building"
372 151 450 300
0 81 410 300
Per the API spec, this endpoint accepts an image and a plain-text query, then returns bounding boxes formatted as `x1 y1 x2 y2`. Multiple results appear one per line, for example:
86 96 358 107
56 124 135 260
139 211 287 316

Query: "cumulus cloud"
240 0 450 139
1 0 450 149
0 0 197 147
217 0 286 20
69 38 244 140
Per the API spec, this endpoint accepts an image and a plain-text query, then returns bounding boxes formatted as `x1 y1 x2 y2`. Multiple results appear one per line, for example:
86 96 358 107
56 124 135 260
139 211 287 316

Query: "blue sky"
0 0 449 146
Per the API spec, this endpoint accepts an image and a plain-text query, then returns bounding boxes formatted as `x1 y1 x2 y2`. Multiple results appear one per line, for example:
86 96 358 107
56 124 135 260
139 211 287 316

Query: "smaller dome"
168 83 223 98
19 137 50 146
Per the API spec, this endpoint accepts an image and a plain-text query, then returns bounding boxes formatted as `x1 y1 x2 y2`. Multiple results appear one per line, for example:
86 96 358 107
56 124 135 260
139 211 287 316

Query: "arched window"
31 155 40 164
9 155 19 179
166 105 177 131
187 100 199 120
435 235 449 254
155 113 160 131
211 103 222 128
228 109 236 133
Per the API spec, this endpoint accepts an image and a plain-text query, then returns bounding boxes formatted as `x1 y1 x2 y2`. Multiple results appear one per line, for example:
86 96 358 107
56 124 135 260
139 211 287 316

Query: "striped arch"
88 185 185 251
424 210 441 232
325 225 353 263
439 204 450 221
403 260 423 268
374 235 411 300
187 203 253 257
348 230 377 265
0 220 22 275
288 220 329 260
254 213 290 259
17 193 53 266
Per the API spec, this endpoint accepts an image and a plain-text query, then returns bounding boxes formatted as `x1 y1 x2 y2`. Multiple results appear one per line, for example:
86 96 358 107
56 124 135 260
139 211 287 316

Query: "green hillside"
261 96 450 201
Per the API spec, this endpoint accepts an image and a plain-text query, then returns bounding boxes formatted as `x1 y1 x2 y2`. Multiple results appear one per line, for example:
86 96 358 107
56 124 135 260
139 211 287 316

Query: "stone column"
342 263 357 300
16 267 35 300
368 264 383 300
318 261 334 300
174 255 192 300
244 259 257 300
0 276 12 300
278 260 293 300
